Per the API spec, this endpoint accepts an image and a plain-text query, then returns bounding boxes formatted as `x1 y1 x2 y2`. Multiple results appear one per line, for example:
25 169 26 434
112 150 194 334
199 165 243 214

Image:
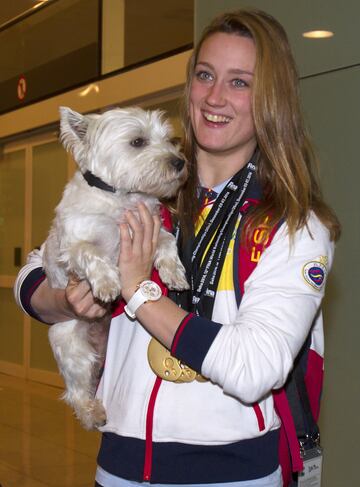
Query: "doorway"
0 133 74 386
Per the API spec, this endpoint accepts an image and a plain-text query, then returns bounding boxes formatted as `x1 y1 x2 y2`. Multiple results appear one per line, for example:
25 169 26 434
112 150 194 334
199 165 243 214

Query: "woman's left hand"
118 202 162 302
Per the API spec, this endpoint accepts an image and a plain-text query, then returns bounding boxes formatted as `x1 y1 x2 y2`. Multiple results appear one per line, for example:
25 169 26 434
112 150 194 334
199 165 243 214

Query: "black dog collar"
82 170 116 193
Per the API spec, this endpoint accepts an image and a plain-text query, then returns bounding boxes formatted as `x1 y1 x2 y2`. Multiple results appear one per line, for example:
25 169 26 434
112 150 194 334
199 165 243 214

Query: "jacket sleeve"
170 213 335 404
13 245 47 322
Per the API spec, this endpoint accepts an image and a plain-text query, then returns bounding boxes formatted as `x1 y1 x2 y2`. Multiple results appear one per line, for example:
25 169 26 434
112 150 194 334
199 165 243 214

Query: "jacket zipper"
143 376 162 481
143 382 265 481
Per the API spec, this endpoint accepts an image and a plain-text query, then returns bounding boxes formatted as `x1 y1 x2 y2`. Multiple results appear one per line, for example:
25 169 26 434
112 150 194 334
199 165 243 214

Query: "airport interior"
0 0 358 486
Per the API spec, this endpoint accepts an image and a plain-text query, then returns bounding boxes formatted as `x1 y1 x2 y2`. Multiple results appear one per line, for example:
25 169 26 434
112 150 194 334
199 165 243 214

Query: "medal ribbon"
173 154 257 319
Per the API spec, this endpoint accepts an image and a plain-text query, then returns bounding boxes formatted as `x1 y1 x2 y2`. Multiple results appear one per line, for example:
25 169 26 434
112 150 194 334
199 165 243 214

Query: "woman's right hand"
30 275 109 324
65 275 109 320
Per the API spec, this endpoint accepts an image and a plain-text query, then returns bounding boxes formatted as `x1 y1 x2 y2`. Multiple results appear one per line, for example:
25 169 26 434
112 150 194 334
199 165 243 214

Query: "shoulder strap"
292 338 321 445
236 211 321 482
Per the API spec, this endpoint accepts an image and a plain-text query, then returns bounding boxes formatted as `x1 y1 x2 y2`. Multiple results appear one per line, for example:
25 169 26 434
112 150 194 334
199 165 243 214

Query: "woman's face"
190 32 257 161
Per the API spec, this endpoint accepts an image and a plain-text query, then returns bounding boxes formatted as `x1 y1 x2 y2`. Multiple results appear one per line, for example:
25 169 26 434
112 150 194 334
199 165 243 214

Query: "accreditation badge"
297 446 323 487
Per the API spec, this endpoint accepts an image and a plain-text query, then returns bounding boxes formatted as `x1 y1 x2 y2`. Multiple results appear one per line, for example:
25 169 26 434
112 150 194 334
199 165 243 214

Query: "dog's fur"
44 106 188 429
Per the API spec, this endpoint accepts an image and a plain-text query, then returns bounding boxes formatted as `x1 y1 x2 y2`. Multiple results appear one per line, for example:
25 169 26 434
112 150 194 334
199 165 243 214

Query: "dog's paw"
158 261 189 291
90 268 121 302
76 398 107 430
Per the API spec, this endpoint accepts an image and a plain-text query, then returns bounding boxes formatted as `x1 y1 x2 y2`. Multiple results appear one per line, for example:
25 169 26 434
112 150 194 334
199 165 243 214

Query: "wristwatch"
124 280 162 319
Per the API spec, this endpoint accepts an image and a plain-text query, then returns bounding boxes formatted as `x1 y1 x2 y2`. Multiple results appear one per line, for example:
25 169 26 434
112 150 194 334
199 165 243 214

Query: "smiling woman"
178 10 341 241
14 8 340 487
189 32 257 186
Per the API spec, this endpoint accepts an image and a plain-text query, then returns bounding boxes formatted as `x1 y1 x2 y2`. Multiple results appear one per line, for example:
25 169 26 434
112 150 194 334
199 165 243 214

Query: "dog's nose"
170 158 185 171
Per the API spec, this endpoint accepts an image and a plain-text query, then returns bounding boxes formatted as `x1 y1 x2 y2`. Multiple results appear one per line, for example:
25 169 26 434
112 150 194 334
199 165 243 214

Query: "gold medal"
147 338 182 381
176 364 197 383
147 338 208 383
195 373 208 382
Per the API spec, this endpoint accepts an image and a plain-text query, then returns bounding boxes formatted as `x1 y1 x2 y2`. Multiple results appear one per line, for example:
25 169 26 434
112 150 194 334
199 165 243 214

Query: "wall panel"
301 66 360 485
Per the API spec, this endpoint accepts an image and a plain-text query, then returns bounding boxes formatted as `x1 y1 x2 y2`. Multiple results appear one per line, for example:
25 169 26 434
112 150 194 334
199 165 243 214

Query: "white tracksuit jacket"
14 211 334 484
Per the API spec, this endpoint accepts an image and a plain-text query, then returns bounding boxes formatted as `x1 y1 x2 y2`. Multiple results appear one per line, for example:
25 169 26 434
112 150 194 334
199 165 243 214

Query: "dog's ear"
59 107 89 153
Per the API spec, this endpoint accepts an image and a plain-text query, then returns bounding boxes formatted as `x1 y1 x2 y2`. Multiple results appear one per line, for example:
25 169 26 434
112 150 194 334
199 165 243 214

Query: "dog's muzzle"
170 158 186 172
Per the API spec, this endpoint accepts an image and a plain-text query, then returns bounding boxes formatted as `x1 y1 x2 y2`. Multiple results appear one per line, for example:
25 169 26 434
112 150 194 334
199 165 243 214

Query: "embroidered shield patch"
303 258 327 291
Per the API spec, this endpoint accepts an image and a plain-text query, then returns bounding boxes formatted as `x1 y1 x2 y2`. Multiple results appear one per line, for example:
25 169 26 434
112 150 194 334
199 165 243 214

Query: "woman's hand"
30 274 108 323
117 202 187 347
118 202 161 302
65 275 109 320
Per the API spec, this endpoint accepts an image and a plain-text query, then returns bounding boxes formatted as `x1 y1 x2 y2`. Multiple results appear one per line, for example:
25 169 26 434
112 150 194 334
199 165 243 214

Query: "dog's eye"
170 137 181 147
130 137 147 148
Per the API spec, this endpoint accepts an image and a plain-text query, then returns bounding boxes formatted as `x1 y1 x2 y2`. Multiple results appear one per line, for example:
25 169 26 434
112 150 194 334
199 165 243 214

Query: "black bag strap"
285 336 320 451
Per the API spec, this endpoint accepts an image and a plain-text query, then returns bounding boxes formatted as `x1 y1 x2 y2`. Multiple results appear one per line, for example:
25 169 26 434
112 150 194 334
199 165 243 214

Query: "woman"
15 8 340 487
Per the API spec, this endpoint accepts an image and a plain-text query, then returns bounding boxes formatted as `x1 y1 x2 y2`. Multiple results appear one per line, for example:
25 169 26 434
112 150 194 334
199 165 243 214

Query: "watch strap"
125 289 147 319
124 280 161 319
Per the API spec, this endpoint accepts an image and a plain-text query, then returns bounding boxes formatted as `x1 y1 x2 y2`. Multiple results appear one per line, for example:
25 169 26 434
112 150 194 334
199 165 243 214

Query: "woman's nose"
205 81 226 106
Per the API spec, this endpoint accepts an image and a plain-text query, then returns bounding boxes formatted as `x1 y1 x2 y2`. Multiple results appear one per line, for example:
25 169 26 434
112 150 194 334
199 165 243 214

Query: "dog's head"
59 106 187 199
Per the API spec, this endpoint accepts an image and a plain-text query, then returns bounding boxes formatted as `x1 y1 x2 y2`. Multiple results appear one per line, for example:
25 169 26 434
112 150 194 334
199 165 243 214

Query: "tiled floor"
0 373 101 487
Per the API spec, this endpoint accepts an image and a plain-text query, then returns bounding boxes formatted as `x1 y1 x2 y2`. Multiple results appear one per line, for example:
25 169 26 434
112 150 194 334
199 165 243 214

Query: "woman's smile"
190 32 257 160
202 111 232 124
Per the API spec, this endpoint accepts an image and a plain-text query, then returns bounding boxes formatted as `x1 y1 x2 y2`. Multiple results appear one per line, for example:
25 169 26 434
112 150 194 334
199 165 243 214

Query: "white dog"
43 106 188 430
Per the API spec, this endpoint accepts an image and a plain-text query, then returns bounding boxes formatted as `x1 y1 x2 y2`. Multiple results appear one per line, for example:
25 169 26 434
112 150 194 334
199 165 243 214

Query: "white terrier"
43 106 188 430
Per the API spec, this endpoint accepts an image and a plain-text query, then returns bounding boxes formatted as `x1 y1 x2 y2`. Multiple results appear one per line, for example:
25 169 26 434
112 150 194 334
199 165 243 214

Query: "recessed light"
303 30 334 39
33 0 49 9
79 84 100 97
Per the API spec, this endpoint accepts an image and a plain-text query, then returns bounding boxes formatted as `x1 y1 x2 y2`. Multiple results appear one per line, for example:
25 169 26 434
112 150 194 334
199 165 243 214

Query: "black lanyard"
172 155 257 319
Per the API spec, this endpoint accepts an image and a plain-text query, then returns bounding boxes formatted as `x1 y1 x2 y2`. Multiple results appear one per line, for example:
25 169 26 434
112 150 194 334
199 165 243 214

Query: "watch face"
140 280 162 301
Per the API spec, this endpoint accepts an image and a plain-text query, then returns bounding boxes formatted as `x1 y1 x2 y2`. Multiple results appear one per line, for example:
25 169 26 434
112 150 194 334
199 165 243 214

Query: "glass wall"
0 0 101 113
0 149 26 366
0 289 24 365
124 0 193 66
31 141 68 249
0 137 69 377
0 149 25 274
30 140 69 372
0 0 193 114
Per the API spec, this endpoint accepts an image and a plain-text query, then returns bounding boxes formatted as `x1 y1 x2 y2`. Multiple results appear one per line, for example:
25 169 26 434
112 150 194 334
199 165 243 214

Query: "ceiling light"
79 84 100 97
302 30 334 39
33 1 49 9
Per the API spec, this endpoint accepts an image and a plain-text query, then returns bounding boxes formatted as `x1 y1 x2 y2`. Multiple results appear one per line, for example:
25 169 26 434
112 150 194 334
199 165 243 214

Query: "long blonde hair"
177 8 340 242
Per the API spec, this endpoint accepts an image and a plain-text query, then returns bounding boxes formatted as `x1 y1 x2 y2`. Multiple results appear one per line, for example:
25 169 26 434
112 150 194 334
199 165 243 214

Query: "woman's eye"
195 71 213 82
130 137 147 148
232 79 248 88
